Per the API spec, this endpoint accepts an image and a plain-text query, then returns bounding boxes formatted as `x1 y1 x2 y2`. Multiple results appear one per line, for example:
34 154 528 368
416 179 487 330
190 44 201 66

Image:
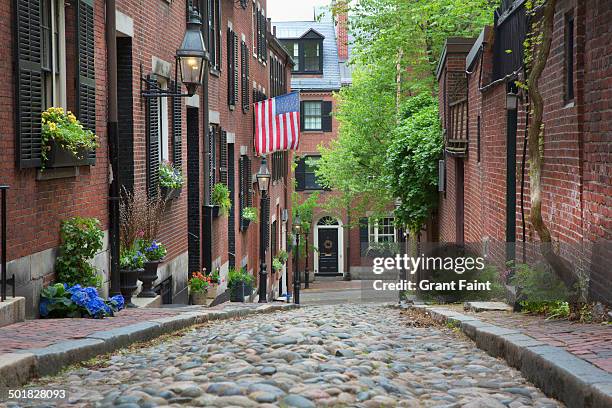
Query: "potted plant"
189 271 210 305
41 107 98 168
272 257 283 273
241 206 258 229
212 183 231 217
138 240 167 298
228 267 255 302
119 247 146 308
159 161 183 200
207 268 222 300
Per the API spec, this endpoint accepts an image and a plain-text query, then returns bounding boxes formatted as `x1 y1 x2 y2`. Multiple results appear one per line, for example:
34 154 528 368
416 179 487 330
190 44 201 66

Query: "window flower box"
45 140 93 168
161 186 182 200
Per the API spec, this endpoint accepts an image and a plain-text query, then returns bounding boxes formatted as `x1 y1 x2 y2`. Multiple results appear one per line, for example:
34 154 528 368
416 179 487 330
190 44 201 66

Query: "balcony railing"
445 98 469 156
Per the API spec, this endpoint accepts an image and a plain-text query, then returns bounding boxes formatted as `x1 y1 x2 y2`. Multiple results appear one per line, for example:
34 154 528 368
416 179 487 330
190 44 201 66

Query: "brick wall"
436 0 611 304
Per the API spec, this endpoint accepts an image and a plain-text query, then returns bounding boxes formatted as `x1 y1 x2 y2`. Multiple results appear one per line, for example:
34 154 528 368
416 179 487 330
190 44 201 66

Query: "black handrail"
0 185 14 301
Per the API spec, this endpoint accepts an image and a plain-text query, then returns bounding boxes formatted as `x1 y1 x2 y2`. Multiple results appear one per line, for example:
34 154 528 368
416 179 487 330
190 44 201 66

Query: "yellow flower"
48 123 57 131
68 113 77 123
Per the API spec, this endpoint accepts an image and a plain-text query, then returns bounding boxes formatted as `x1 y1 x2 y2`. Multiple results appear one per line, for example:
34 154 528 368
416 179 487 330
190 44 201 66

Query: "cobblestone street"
17 304 562 408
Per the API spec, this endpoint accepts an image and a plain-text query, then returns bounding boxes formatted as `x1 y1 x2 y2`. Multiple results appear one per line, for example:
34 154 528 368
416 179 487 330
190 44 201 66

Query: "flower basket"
191 291 208 305
45 140 92 168
161 186 182 200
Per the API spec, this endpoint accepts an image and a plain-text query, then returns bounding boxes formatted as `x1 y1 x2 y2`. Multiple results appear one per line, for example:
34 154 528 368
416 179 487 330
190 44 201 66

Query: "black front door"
318 228 339 274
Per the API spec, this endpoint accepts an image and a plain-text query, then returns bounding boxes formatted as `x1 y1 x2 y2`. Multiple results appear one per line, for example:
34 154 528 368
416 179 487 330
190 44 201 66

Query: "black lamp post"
141 7 209 99
293 217 301 304
257 157 271 303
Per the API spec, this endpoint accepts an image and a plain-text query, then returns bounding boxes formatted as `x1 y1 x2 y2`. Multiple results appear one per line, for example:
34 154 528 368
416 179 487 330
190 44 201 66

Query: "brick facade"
0 0 293 314
436 0 611 304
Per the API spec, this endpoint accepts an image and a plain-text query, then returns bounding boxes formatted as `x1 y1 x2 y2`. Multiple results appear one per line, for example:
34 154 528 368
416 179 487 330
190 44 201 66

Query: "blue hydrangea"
110 295 125 311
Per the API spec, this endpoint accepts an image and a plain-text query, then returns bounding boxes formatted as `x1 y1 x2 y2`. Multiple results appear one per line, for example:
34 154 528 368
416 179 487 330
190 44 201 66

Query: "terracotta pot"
191 291 208 305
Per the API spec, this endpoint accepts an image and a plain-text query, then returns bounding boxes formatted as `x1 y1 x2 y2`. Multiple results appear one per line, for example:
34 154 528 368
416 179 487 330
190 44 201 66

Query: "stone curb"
401 304 612 408
2 303 299 387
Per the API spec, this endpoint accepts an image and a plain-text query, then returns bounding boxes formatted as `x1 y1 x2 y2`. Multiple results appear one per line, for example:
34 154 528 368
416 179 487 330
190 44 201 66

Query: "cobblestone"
15 304 562 407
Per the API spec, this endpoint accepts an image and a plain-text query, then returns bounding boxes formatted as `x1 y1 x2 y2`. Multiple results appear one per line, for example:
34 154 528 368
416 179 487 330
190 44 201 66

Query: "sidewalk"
404 303 612 407
445 304 612 373
0 301 297 388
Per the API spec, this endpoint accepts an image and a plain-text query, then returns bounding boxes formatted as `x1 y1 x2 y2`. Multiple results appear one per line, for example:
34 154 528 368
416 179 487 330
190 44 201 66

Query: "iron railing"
0 185 15 302
493 0 527 80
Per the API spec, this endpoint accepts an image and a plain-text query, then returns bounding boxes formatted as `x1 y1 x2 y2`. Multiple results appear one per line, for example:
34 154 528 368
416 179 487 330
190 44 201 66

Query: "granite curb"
399 303 612 408
0 303 299 387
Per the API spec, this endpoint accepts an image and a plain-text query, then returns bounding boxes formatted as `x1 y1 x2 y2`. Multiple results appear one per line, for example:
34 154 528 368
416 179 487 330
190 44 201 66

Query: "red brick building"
436 0 611 304
1 0 293 316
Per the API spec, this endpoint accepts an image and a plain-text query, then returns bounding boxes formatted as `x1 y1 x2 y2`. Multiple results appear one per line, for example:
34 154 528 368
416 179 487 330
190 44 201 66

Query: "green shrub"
510 262 571 302
212 183 232 216
241 206 258 222
55 217 104 287
228 267 255 289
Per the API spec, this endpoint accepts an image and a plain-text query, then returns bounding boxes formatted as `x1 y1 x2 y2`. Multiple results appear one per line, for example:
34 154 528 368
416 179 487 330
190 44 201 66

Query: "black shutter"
241 41 249 112
15 0 43 168
227 28 234 106
76 0 96 163
171 81 182 167
321 101 332 132
228 142 236 267
233 33 239 107
246 156 253 206
145 77 160 198
299 101 305 130
359 217 369 256
209 125 217 190
240 0 247 9
295 158 305 191
219 130 228 184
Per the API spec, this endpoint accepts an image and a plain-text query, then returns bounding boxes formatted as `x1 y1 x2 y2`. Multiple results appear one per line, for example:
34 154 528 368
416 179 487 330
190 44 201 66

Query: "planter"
240 218 251 231
212 205 220 218
161 186 182 200
191 291 208 305
45 140 92 168
230 282 253 302
120 268 142 308
138 259 162 298
207 285 219 299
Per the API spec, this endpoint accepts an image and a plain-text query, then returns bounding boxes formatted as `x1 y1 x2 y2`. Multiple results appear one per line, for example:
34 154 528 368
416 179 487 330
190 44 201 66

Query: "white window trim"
368 217 396 243
157 77 169 163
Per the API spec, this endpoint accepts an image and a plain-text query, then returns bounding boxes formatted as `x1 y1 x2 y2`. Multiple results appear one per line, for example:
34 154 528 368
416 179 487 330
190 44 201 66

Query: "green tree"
318 0 494 222
384 94 443 237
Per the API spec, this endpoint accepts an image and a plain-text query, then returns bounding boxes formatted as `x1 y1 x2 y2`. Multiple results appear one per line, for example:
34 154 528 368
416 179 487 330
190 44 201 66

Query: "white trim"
226 132 236 143
209 110 220 124
152 56 171 78
313 217 344 274
185 94 199 108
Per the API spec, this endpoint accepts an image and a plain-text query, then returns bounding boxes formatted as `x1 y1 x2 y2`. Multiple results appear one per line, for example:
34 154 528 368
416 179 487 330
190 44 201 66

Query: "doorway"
314 216 343 275
187 107 200 274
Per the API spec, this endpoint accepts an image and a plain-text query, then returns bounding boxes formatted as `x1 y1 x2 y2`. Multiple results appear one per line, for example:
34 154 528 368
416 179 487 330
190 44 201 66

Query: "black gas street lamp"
257 157 271 303
141 7 208 98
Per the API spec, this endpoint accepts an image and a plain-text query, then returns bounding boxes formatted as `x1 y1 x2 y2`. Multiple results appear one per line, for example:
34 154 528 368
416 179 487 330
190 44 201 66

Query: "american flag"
254 91 300 156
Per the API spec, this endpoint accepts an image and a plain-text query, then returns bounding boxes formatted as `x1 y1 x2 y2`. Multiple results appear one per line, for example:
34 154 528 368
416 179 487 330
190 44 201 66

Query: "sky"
267 0 332 22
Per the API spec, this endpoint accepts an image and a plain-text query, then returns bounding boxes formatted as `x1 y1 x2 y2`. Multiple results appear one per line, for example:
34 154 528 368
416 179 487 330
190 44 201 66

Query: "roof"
435 37 477 80
273 15 342 91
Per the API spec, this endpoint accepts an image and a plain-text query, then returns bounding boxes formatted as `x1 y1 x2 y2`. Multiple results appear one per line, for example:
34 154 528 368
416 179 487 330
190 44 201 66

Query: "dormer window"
281 29 324 74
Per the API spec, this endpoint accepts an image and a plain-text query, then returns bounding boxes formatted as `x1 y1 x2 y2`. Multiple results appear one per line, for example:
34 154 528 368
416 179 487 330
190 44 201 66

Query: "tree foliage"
385 94 443 233
317 0 493 228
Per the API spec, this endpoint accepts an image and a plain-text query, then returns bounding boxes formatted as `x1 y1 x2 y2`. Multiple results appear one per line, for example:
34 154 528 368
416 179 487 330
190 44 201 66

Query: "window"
158 77 169 162
41 0 66 109
281 38 323 74
300 100 332 132
303 41 320 72
269 54 286 98
272 151 287 182
208 0 221 71
295 155 322 191
369 218 396 243
564 11 575 102
303 101 322 130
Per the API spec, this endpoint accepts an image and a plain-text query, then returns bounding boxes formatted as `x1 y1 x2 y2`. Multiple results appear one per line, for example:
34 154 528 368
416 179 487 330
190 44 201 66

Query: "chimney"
334 0 349 61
